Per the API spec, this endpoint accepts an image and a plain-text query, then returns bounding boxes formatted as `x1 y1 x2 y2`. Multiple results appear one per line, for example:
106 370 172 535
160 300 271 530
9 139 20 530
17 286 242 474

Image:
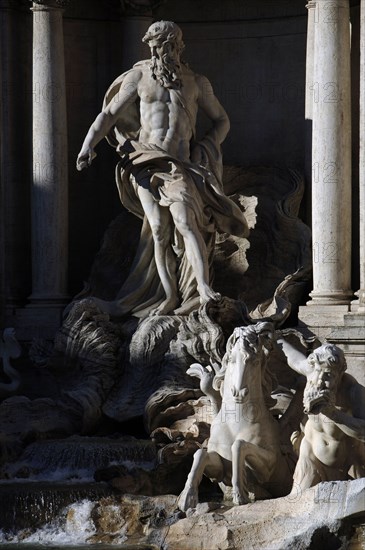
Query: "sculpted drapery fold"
102 61 248 317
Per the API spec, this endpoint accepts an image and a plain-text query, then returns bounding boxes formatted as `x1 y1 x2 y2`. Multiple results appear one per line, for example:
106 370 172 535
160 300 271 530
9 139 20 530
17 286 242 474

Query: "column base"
350 301 365 314
298 305 364 384
351 289 365 313
306 290 354 306
327 312 365 386
298 303 350 338
28 294 70 306
5 297 27 308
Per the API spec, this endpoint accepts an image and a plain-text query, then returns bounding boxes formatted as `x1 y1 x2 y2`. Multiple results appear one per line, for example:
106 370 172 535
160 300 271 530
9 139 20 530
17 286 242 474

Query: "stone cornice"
31 0 70 9
120 0 165 16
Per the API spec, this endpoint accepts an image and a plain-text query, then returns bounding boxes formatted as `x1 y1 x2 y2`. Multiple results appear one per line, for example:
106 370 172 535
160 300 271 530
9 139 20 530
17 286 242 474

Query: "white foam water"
0 499 128 546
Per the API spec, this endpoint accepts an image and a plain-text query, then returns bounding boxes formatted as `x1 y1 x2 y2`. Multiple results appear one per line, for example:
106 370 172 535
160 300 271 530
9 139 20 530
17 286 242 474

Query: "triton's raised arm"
276 337 310 377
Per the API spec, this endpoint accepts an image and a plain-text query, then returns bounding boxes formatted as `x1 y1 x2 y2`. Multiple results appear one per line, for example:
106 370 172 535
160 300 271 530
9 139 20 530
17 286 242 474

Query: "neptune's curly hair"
142 21 185 53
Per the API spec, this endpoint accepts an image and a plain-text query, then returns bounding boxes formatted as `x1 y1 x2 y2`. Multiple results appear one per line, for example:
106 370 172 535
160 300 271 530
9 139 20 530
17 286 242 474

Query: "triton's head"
303 344 346 414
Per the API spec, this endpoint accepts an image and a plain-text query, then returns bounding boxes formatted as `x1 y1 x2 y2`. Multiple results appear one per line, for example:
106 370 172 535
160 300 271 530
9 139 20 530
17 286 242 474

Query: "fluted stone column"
307 0 353 307
356 0 365 310
29 0 69 306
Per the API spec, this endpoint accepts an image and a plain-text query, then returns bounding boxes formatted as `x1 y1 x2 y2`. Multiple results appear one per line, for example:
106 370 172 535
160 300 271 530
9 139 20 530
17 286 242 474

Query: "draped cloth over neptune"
103 61 248 317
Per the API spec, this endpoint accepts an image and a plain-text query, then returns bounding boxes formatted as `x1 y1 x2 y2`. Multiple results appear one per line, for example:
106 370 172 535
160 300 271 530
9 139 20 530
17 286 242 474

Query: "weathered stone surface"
216 166 311 313
76 166 311 319
1 480 363 548
178 323 296 512
164 479 365 550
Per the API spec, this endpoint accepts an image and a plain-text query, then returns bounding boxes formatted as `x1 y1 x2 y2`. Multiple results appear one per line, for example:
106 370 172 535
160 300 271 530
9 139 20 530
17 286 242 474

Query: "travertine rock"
164 479 365 550
2 480 362 548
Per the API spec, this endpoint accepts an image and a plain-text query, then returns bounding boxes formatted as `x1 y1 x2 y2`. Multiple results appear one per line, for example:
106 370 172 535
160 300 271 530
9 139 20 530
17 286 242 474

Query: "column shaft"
357 0 365 308
30 2 68 303
309 0 353 305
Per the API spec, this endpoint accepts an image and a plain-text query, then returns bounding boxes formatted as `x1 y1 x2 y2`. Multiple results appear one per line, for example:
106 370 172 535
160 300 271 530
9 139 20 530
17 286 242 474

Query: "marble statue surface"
277 338 365 492
178 322 295 511
178 328 365 512
3 18 362 547
77 20 249 318
0 21 314 499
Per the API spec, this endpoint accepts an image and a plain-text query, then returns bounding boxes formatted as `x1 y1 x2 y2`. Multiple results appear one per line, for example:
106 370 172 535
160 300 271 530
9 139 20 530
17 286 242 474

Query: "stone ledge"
164 479 365 550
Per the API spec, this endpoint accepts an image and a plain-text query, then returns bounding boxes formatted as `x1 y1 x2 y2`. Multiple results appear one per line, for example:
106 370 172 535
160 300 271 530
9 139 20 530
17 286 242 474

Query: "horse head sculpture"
178 321 294 510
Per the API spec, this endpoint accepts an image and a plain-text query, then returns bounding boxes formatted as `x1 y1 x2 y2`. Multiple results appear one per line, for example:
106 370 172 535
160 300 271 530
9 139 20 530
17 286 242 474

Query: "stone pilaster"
0 1 12 325
304 1 317 225
0 0 32 321
5 0 71 339
29 0 69 306
327 0 364 384
300 0 364 381
304 0 353 308
305 1 316 122
354 0 365 311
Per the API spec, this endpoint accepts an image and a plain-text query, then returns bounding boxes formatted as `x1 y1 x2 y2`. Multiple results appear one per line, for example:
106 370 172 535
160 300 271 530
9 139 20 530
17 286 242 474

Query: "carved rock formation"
0 480 363 548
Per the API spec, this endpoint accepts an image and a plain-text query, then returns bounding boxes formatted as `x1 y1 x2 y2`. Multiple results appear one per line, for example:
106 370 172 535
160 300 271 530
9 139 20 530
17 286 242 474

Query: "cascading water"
0 492 159 546
2 436 157 481
0 435 158 543
0 482 112 532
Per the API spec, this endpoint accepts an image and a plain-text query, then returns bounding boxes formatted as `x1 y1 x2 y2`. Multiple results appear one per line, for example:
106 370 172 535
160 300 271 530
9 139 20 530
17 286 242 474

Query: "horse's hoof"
232 491 250 506
177 488 198 511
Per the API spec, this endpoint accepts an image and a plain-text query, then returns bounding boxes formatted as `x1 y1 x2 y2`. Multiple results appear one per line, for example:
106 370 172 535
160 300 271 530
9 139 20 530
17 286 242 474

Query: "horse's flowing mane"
213 322 276 405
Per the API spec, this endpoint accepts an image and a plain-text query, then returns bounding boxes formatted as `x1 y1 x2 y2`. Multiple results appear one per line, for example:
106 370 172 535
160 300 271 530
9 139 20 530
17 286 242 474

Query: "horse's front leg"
231 440 276 505
178 449 223 511
231 440 250 505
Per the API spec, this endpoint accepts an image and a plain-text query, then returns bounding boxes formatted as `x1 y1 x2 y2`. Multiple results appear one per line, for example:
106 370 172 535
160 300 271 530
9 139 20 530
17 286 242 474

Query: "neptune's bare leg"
169 202 221 304
137 185 179 315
